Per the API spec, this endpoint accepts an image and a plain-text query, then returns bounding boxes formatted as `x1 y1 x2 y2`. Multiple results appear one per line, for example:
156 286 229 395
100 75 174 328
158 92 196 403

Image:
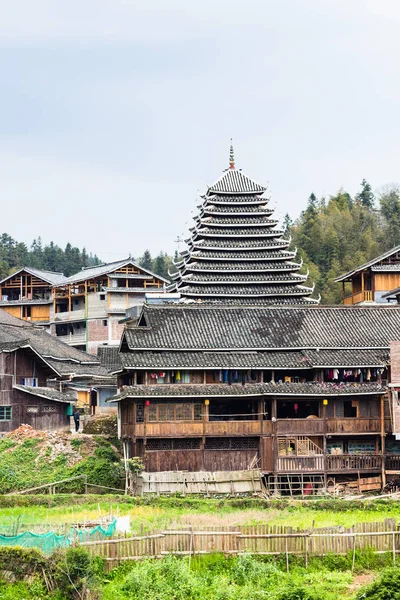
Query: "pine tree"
139 250 153 271
356 179 375 210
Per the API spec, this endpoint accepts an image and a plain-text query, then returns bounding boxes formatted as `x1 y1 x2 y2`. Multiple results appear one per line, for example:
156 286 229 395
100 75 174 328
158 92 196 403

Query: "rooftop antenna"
174 235 184 252
229 139 235 169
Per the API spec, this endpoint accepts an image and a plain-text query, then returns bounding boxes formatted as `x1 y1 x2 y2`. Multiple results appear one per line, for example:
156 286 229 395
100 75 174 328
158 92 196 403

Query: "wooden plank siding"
144 450 259 473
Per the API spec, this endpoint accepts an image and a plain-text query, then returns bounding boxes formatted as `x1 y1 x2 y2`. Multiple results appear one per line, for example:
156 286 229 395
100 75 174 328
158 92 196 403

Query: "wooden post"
285 536 289 573
352 533 357 572
381 395 386 489
392 530 396 566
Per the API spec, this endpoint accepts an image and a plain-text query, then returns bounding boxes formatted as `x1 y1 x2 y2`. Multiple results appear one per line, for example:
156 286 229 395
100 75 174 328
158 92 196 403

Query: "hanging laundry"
176 371 181 382
333 369 339 380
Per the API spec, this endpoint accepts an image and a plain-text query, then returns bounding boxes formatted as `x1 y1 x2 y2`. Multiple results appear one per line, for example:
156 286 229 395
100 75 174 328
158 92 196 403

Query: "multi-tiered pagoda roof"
168 148 318 304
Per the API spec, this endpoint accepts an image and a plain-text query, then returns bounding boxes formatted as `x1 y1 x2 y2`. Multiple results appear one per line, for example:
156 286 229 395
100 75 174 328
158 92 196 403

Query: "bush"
356 568 400 599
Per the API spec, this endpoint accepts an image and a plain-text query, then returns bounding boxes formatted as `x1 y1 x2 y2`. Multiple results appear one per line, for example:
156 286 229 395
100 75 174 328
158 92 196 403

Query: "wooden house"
50 259 169 354
335 246 400 305
111 303 398 494
0 267 66 324
0 310 113 433
107 155 400 494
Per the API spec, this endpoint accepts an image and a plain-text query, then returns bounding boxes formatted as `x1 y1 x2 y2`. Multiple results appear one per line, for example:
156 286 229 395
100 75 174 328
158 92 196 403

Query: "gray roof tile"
119 349 389 370
111 381 385 401
123 304 400 351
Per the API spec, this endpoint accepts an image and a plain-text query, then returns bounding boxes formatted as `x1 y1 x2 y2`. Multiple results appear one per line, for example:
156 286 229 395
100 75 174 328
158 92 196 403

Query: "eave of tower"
179 249 298 261
178 273 308 284
194 217 280 227
175 284 315 297
201 205 274 216
201 194 267 205
176 261 302 275
189 239 291 251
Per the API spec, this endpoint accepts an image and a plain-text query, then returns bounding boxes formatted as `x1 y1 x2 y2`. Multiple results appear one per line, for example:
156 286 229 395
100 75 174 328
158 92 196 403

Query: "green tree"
356 178 375 210
139 249 153 272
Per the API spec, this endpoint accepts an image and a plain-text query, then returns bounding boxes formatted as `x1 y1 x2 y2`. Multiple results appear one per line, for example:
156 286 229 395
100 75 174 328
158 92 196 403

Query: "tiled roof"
0 309 103 376
335 245 400 282
198 217 279 226
179 274 307 284
191 239 290 249
97 346 122 372
0 299 52 306
46 359 110 377
123 304 400 351
204 205 273 215
0 267 66 286
176 285 314 297
371 264 400 272
170 159 315 304
118 349 389 370
194 227 285 238
185 261 301 272
204 194 266 204
186 250 297 261
208 171 266 194
110 381 386 401
382 287 400 299
60 259 169 285
13 385 76 403
102 287 150 293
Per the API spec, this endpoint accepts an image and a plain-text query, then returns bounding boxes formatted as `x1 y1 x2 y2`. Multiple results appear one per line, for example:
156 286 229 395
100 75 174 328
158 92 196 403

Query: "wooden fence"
80 518 400 569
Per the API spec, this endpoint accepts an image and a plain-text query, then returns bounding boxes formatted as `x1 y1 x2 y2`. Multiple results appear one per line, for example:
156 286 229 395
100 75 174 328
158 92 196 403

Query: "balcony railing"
130 420 266 438
385 455 400 472
327 418 381 434
276 455 325 472
343 290 373 305
276 419 324 435
54 309 86 322
326 454 382 471
56 333 86 346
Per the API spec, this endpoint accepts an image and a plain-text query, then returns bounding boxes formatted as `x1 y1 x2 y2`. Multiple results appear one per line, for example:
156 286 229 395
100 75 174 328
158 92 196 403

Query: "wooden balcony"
129 420 268 438
326 454 382 472
276 454 382 474
326 418 381 434
276 455 324 473
385 455 400 472
276 418 382 436
343 290 373 305
276 419 324 435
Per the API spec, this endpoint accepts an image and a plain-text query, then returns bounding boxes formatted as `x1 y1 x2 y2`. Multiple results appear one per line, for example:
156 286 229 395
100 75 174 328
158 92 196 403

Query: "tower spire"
229 140 235 169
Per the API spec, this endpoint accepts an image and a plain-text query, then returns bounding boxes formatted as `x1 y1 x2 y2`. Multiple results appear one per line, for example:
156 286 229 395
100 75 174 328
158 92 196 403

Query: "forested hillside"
0 234 102 279
2 180 400 300
289 181 400 303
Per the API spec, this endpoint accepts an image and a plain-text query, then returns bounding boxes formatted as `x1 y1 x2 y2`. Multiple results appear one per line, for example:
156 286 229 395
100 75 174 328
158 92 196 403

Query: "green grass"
0 435 123 494
0 496 400 535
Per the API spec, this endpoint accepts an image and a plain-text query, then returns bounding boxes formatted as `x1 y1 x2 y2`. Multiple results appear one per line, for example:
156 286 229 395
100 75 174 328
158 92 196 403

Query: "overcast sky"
1 0 400 260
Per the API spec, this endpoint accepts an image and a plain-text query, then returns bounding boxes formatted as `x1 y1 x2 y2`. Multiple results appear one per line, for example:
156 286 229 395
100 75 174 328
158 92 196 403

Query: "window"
344 400 358 418
99 294 106 301
103 320 108 327
144 403 202 422
0 407 12 421
21 378 37 387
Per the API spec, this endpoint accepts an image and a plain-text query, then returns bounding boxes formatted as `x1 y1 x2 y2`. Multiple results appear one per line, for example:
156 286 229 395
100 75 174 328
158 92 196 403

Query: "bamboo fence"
80 518 400 569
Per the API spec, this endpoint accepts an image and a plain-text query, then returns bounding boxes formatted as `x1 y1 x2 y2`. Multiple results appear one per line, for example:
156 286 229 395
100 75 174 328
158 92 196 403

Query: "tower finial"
229 139 235 169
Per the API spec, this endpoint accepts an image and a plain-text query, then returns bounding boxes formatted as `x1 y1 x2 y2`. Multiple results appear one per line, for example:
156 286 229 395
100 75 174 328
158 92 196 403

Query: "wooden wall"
0 350 70 433
374 273 400 291
143 449 260 473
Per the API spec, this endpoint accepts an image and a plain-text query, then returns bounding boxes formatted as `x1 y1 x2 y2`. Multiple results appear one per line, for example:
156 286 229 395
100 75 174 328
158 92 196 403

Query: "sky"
1 0 400 260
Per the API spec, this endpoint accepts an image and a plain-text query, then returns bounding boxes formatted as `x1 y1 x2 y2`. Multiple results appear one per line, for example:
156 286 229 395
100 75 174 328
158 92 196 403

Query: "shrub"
356 568 400 599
